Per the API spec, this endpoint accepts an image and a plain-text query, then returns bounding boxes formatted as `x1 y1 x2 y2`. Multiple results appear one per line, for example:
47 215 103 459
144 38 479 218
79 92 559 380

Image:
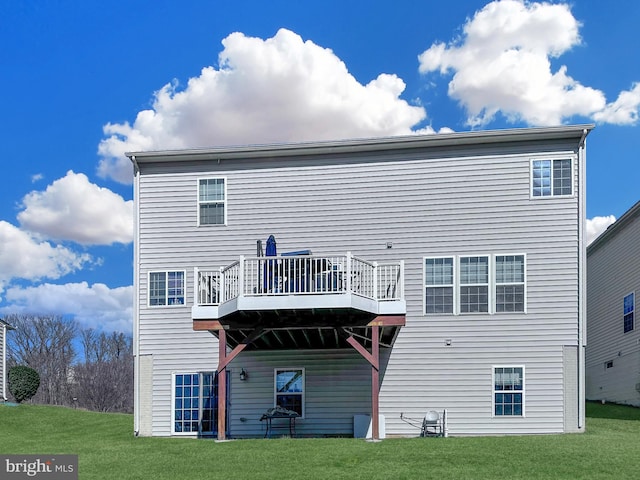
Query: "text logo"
1 455 77 479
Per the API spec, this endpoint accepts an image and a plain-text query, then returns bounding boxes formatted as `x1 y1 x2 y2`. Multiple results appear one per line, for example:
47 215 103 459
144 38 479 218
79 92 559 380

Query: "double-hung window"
495 255 525 312
274 368 304 417
623 292 634 333
149 271 185 306
425 257 454 314
531 159 572 197
459 256 489 313
198 178 226 225
493 366 524 416
424 255 526 315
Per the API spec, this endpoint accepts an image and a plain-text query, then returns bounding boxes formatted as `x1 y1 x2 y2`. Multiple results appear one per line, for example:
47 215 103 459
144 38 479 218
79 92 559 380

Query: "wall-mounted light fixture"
239 368 247 381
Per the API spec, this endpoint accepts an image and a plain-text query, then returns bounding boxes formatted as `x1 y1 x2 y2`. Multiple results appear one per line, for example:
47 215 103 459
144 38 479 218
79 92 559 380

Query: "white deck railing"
195 253 403 306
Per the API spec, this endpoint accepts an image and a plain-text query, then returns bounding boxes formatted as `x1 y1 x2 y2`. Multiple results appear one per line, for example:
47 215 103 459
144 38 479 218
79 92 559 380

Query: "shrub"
8 366 40 403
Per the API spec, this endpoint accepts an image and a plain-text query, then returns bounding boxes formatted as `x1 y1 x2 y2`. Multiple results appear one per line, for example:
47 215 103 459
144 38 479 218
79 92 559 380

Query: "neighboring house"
129 124 592 439
586 201 640 407
1 319 15 401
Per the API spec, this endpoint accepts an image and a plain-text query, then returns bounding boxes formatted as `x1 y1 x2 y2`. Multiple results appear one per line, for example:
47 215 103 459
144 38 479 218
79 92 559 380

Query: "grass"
1 402 639 479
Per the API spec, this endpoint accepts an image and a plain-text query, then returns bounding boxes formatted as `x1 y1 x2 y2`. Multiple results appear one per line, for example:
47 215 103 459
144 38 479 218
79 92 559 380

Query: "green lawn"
1 402 639 479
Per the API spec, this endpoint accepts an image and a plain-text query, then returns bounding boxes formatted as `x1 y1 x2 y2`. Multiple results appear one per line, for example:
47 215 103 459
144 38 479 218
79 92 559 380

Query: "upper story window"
149 271 185 306
493 366 524 416
531 159 572 197
425 257 454 314
495 255 525 312
274 368 304 417
198 178 226 225
623 292 634 333
424 254 526 315
459 256 489 313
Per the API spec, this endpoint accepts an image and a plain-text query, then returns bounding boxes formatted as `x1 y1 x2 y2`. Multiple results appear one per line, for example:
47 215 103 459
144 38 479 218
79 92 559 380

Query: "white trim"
623 291 635 333
197 176 227 227
578 138 586 429
494 253 527 314
529 156 576 199
492 365 526 418
133 166 141 433
274 367 305 419
458 255 490 314
147 270 187 307
423 254 528 316
423 256 455 315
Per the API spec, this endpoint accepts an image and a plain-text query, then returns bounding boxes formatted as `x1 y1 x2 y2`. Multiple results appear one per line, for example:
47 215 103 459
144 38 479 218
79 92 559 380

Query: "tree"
8 366 40 403
4 314 133 413
72 328 134 412
5 314 77 405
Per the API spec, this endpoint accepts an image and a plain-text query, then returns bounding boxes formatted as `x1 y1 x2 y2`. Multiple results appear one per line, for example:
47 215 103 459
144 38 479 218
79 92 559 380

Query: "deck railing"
195 253 403 306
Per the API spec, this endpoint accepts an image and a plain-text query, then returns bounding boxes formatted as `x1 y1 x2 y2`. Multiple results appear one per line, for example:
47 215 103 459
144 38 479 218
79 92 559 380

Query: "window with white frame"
495 255 525 312
531 159 572 197
274 368 304 417
198 178 226 225
459 256 489 313
424 257 454 314
424 255 527 315
623 292 634 333
149 271 185 306
173 372 217 435
493 366 524 416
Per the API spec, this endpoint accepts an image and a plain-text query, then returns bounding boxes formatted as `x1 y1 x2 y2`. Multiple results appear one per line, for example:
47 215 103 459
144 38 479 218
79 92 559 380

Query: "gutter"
126 124 595 164
577 134 587 430
128 155 141 436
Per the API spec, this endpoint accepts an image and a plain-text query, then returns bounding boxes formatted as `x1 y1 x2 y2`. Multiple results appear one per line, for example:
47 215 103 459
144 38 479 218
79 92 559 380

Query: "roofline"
587 200 640 255
126 124 594 163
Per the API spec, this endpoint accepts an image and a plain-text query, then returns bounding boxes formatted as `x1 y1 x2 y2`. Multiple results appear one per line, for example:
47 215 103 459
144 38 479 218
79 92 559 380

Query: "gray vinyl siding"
229 349 387 437
586 205 640 406
136 135 583 436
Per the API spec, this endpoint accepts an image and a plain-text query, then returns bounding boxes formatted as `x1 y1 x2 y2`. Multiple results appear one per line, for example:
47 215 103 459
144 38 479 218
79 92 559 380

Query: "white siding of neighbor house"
1 325 5 400
135 134 584 436
586 204 640 407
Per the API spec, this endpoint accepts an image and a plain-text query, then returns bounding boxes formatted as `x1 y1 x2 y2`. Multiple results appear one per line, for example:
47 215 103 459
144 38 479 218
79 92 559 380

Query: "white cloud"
98 28 427 184
418 0 638 127
593 82 640 125
0 221 93 291
1 282 133 333
17 170 133 245
586 215 616 245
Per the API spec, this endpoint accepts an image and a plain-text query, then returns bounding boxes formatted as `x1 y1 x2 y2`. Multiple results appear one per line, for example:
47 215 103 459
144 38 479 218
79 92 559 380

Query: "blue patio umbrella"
264 235 277 291
266 235 277 257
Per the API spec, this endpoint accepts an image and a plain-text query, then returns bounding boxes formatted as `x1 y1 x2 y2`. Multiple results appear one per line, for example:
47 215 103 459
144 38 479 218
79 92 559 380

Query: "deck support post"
345 325 381 440
371 325 380 440
217 329 227 440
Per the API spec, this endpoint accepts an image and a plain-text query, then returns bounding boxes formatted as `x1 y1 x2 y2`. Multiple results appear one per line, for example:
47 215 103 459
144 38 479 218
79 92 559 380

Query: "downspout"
130 155 141 435
577 131 587 430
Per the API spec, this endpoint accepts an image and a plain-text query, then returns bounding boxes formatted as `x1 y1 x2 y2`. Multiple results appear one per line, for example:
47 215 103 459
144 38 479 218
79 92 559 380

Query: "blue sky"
1 0 638 333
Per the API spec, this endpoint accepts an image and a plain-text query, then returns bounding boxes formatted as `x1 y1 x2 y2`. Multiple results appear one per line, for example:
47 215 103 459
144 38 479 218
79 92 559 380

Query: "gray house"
586 201 640 406
1 319 15 401
129 124 592 439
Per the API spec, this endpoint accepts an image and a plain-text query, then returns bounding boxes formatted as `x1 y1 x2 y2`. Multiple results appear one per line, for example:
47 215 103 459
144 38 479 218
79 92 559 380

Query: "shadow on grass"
586 400 640 421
